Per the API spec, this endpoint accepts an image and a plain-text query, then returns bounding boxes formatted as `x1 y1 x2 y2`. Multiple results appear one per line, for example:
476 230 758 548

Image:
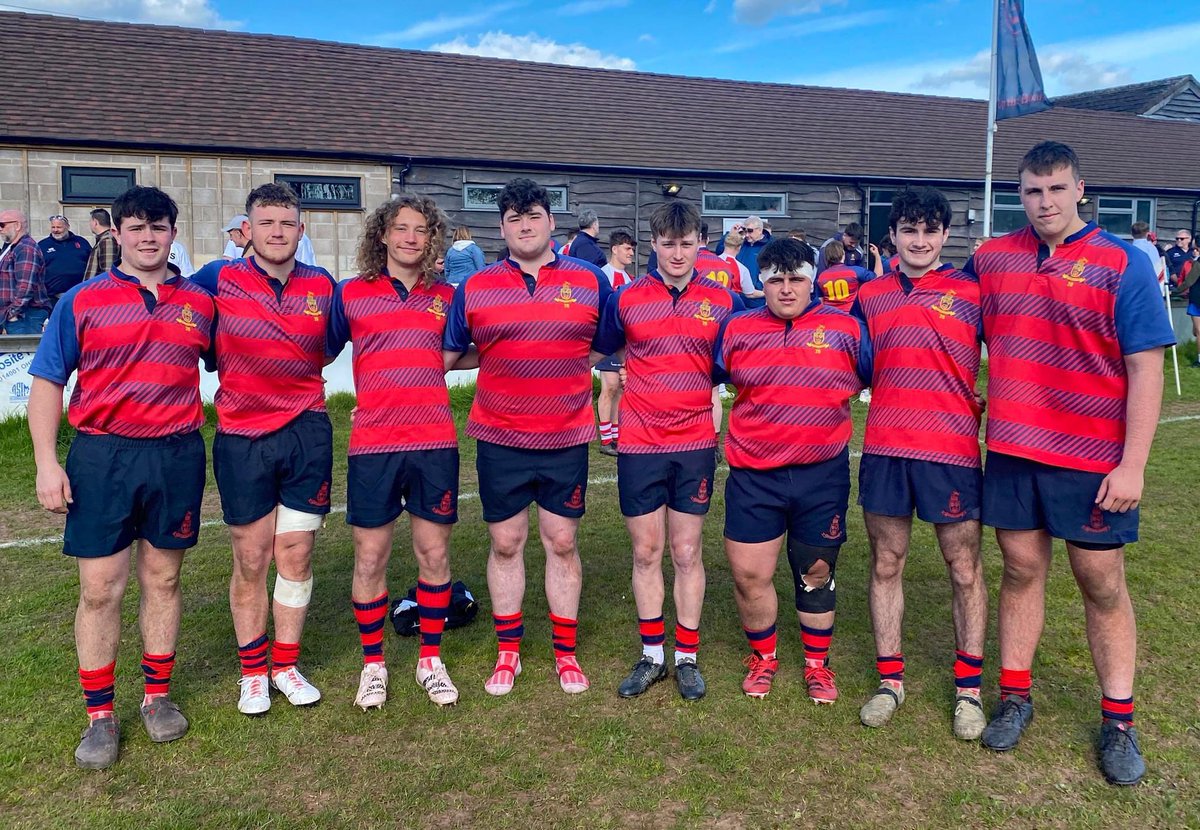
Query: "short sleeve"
190 259 222 295
442 280 471 353
1114 243 1176 355
593 288 626 356
326 280 351 359
712 314 735 384
29 286 81 384
855 317 874 386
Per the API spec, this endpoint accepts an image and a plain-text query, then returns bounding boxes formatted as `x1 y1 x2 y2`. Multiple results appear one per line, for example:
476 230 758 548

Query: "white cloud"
559 0 629 15
432 31 636 70
638 33 655 43
716 9 892 54
732 0 842 26
370 5 522 46
704 0 719 12
0 0 235 27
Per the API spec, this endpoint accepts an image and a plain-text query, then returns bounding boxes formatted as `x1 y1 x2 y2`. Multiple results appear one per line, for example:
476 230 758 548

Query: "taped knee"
274 574 313 608
275 504 324 535
787 540 838 613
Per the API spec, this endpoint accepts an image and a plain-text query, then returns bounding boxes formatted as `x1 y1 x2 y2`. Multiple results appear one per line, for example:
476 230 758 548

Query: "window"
61 166 136 204
274 175 362 210
463 183 568 212
701 192 786 217
991 192 1027 235
1095 197 1155 238
866 188 896 247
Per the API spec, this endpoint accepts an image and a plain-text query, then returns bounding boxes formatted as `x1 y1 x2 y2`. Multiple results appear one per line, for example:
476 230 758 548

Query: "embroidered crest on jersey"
176 302 198 331
1062 258 1088 287
1083 505 1110 533
563 485 584 510
690 477 711 504
431 490 454 516
820 514 842 540
303 291 323 319
694 298 717 326
805 324 831 352
171 511 195 539
932 290 958 320
555 282 577 308
427 295 447 320
942 490 966 519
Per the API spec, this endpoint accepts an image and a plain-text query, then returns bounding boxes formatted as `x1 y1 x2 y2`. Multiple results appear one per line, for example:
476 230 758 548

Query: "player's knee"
79 575 124 611
1001 555 1043 587
789 542 838 614
491 534 524 560
543 531 577 560
945 552 982 591
1076 569 1127 611
353 546 390 581
631 540 663 571
871 547 906 581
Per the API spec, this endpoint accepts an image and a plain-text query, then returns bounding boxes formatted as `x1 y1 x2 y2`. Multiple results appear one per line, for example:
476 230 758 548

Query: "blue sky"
4 0 1196 98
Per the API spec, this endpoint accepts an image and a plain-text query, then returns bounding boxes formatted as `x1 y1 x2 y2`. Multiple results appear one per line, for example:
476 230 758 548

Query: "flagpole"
1163 280 1183 396
982 0 1001 237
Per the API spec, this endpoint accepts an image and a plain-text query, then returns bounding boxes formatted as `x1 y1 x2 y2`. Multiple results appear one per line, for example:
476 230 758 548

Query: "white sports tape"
274 575 313 608
275 504 323 535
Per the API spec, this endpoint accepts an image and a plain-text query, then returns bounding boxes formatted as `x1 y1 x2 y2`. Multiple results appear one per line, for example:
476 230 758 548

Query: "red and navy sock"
1101 695 1134 726
237 633 269 677
638 615 665 662
141 651 176 702
417 580 452 663
270 640 300 674
79 661 116 722
876 653 904 685
998 666 1032 702
494 611 523 655
674 622 699 665
801 624 833 667
745 624 777 659
352 592 389 665
953 650 983 695
550 613 578 658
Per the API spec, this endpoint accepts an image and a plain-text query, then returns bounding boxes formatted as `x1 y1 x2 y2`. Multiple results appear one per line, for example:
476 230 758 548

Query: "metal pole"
982 0 1001 238
1163 281 1183 396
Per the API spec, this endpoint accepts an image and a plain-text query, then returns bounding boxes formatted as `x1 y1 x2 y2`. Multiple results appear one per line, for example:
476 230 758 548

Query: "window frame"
273 174 363 210
60 166 137 205
700 191 787 217
463 183 569 212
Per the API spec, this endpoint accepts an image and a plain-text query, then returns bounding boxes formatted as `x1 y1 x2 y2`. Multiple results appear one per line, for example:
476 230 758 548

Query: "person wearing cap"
38 214 92 302
222 214 250 260
714 237 872 703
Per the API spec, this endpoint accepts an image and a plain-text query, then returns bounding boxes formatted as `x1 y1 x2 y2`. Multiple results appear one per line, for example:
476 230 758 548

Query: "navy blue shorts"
63 431 205 558
595 355 622 372
982 451 1138 547
617 447 716 517
476 440 589 523
213 411 334 526
724 447 850 546
347 448 459 527
858 453 982 524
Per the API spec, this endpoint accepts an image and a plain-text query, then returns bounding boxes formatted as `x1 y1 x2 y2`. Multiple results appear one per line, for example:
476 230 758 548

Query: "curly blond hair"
356 195 447 285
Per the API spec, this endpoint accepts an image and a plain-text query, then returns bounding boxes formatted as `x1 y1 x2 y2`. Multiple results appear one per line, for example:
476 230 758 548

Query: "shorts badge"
820 514 842 540
694 298 717 326
171 511 195 539
303 291 323 319
555 282 577 308
805 325 831 352
308 481 330 507
942 490 966 519
1062 258 1088 287
690 477 711 505
176 302 198 331
1083 505 1110 533
563 485 584 510
431 491 454 516
427 295 447 320
932 290 958 320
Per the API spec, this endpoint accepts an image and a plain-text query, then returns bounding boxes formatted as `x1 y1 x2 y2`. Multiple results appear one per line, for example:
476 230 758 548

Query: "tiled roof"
1053 76 1190 114
3 12 1200 191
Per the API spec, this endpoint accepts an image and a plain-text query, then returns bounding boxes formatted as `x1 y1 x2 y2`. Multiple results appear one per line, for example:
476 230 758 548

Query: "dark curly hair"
356 195 448 285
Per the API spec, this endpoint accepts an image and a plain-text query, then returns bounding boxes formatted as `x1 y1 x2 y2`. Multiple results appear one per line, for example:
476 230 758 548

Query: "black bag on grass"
390 580 479 636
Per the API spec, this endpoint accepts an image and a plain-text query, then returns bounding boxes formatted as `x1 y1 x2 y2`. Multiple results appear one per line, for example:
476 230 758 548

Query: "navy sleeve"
1114 242 1176 355
29 285 82 384
962 254 977 279
849 297 866 324
326 280 350 359
190 259 222 295
712 313 735 385
442 279 471 353
855 317 874 386
855 266 874 284
729 290 746 313
593 289 626 356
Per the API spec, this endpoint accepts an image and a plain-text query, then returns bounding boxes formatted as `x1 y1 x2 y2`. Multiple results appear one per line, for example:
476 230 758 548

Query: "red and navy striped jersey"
443 255 612 450
327 273 457 456
30 269 213 437
594 271 742 452
853 265 983 468
969 223 1175 473
714 303 872 470
695 249 737 290
817 264 874 311
191 257 336 438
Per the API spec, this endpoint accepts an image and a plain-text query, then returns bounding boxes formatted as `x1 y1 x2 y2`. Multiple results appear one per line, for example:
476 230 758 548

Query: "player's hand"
869 243 880 255
36 463 73 514
618 365 627 389
973 390 986 410
1095 464 1143 513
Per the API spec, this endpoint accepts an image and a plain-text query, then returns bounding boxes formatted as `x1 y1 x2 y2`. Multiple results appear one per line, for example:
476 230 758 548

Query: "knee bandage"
787 539 839 613
275 504 324 535
273 574 313 608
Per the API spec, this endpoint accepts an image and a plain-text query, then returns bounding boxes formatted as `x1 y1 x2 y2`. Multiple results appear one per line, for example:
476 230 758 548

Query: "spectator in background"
1165 229 1195 286
0 208 51 333
561 230 578 257
222 214 250 260
734 215 772 298
816 239 874 311
1130 222 1165 284
722 231 762 305
817 221 865 273
445 225 485 285
788 228 817 263
595 229 637 457
569 209 608 268
297 231 317 267
168 240 194 277
84 208 119 279
38 214 92 302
